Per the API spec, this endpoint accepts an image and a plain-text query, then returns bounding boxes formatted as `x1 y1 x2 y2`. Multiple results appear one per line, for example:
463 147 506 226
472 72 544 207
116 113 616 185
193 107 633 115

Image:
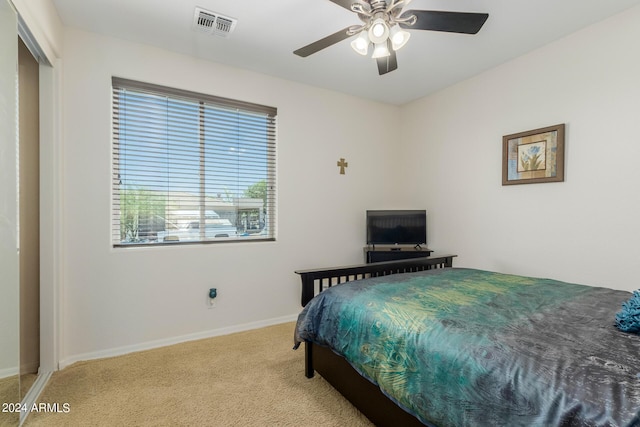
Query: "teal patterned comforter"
294 268 640 426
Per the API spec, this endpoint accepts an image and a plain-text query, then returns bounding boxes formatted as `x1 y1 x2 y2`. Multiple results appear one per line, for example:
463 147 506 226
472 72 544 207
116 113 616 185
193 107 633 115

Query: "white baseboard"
0 366 19 380
59 314 298 370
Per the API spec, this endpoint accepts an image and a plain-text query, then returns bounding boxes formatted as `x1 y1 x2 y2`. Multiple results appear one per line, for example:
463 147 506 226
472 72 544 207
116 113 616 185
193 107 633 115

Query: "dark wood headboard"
295 254 456 307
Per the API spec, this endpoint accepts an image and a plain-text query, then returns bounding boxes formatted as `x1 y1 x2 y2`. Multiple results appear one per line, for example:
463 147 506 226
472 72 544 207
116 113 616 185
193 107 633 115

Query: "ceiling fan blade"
399 10 489 34
376 42 398 75
327 0 369 12
293 27 355 57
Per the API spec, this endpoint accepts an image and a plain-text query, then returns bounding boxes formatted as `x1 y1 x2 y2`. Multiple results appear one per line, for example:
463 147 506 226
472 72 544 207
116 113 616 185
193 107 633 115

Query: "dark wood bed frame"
295 255 456 427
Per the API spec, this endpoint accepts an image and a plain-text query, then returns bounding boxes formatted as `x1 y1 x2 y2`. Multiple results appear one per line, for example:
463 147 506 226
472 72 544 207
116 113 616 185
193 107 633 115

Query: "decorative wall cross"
337 158 348 175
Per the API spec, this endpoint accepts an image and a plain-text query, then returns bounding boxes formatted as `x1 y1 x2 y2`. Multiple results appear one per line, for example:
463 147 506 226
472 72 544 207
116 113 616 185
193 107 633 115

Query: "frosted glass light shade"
390 25 411 51
350 32 369 56
368 18 389 44
371 42 390 59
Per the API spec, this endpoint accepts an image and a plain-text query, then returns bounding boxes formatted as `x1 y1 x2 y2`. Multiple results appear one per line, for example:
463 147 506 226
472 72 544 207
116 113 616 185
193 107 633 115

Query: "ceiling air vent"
193 7 237 38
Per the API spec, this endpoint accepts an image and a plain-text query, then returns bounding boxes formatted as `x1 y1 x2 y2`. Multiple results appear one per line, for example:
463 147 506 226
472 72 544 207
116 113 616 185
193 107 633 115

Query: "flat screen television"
366 210 427 246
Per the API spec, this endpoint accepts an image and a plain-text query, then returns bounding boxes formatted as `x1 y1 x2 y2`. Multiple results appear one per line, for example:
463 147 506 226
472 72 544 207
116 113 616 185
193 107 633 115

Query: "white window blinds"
112 77 276 246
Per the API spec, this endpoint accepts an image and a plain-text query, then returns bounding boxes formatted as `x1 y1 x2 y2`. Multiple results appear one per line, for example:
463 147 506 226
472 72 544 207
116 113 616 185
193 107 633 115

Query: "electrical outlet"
208 287 217 309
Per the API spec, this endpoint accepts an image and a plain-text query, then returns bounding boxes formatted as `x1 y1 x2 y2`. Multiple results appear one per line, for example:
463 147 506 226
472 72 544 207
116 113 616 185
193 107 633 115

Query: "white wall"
400 5 640 291
0 0 19 377
59 28 401 365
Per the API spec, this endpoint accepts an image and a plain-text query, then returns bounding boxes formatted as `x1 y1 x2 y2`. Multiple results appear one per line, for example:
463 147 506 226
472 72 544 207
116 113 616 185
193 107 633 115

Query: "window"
111 78 276 246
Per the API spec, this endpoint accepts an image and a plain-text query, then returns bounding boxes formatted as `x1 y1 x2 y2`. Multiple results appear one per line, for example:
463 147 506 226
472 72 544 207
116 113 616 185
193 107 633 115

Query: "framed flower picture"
502 124 565 185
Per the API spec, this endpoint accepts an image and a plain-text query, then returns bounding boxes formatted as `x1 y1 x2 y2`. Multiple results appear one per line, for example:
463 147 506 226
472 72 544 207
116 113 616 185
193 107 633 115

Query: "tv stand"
364 246 433 264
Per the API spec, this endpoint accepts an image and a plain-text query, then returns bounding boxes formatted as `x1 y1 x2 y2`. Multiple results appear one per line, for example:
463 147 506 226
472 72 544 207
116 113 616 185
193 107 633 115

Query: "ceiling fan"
293 0 489 75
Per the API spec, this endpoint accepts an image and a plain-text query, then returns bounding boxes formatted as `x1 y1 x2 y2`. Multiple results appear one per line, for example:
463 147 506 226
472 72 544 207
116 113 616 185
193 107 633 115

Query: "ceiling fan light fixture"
292 2 489 76
368 18 389 44
389 25 410 51
350 32 370 56
371 42 390 59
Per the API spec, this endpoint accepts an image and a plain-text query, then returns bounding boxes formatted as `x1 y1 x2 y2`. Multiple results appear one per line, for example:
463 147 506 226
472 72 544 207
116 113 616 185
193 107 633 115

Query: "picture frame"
502 124 565 185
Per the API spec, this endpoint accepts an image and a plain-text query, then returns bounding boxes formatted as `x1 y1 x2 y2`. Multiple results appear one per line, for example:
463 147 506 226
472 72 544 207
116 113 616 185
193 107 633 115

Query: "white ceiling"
51 0 640 105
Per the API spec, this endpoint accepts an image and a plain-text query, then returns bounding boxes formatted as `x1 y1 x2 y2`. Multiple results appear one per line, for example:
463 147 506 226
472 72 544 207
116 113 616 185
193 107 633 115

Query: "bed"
294 255 640 427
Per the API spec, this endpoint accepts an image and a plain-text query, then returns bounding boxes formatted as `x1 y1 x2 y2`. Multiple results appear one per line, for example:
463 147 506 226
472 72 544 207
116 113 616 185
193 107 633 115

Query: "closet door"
0 0 20 426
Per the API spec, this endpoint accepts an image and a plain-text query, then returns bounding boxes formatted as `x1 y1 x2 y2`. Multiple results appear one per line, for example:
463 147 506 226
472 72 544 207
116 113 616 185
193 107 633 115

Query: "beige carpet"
0 375 20 427
24 322 373 427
